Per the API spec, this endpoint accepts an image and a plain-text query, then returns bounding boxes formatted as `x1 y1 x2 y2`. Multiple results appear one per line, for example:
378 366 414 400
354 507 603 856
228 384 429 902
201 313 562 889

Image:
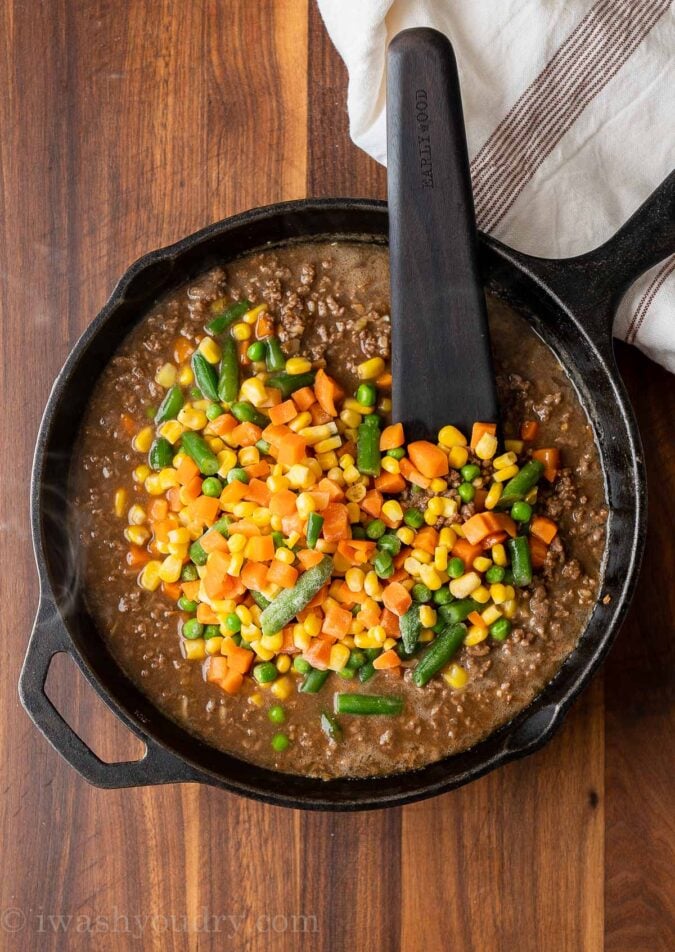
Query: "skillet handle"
20 599 206 789
492 170 675 345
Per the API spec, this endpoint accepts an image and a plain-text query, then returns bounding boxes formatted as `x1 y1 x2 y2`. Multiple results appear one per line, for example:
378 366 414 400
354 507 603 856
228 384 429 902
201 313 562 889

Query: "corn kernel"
411 547 432 564
242 303 267 324
381 456 400 474
419 629 435 643
419 605 437 628
364 571 382 599
314 435 342 454
472 585 490 604
205 636 224 656
178 407 208 430
438 425 467 448
133 464 151 483
447 445 469 469
344 484 365 505
434 545 448 572
198 336 221 364
494 464 519 483
158 467 179 490
155 362 177 388
127 504 146 525
138 560 162 591
381 499 404 526
420 564 442 590
276 655 291 673
427 497 445 517
327 643 350 672
158 555 183 583
286 465 315 490
133 426 154 454
159 420 184 445
493 451 517 471
443 663 469 689
177 364 194 386
238 377 267 408
473 556 492 574
504 439 524 454
490 583 508 604
342 465 360 485
475 432 498 460
252 641 275 661
464 625 488 646
502 598 518 619
182 638 206 661
485 482 503 510
249 691 264 707
289 412 313 433
343 397 373 415
274 547 294 566
261 632 283 652
125 525 150 546
285 356 312 375
144 474 164 496
481 604 503 626
294 627 311 652
270 676 293 701
380 636 394 651
357 357 385 380
216 449 238 477
424 510 439 526
114 488 127 518
369 625 387 644
449 572 481 598
438 527 457 548
339 408 362 429
397 526 415 546
231 322 252 341
232 501 257 518
504 585 516 601
492 543 507 567
238 446 259 467
404 557 422 577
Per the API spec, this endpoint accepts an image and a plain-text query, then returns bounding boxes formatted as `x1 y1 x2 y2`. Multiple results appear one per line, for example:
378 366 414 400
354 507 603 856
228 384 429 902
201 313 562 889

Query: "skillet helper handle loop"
20 598 204 789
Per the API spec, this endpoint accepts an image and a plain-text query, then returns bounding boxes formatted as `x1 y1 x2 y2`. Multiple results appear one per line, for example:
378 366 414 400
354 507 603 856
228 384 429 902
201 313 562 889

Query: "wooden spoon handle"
387 28 498 439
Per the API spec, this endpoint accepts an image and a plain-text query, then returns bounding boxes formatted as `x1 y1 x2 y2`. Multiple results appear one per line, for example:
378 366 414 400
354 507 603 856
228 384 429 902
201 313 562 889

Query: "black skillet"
20 34 675 809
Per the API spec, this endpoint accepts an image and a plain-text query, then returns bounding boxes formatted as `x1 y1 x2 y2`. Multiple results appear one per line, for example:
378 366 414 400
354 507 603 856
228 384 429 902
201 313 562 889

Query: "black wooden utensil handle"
387 28 498 438
19 595 205 788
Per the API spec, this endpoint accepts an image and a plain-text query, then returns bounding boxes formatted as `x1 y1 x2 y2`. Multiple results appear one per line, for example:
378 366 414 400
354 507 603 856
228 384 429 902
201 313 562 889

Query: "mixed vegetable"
115 297 562 752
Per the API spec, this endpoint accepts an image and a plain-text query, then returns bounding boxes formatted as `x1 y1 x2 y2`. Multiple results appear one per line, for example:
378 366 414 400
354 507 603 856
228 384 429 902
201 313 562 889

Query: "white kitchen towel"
317 0 675 371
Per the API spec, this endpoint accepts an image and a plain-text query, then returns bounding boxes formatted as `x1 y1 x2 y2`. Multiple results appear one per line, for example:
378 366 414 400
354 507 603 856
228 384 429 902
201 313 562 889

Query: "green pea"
177 596 198 613
180 564 199 582
461 464 481 482
247 340 267 362
366 519 386 540
271 733 290 752
458 482 475 503
373 550 394 579
386 447 405 460
433 586 454 605
351 525 367 540
226 467 249 485
293 657 312 675
203 624 221 640
346 649 367 670
377 533 401 556
411 583 432 603
182 619 204 640
404 507 424 529
268 704 286 725
448 557 465 578
485 565 506 584
206 403 224 421
202 476 223 497
355 382 377 407
337 667 355 679
511 501 533 523
490 618 512 641
224 612 242 633
253 662 278 684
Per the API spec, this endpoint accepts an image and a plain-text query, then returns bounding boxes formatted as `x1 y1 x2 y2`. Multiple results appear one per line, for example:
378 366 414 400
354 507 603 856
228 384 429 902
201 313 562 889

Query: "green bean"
191 352 220 401
189 539 208 566
320 712 343 741
260 556 334 634
334 694 404 716
498 460 545 508
507 536 533 586
266 371 316 399
148 437 174 471
230 401 268 427
400 604 422 654
299 668 330 694
358 662 376 683
181 431 219 475
217 336 239 403
206 299 252 335
250 591 271 610
412 623 466 687
155 384 184 424
439 598 481 624
356 418 381 477
256 438 271 455
306 512 324 549
265 337 286 372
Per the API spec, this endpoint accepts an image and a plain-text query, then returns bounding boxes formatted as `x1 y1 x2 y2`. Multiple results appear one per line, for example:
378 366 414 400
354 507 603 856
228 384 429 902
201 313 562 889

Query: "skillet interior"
32 200 643 808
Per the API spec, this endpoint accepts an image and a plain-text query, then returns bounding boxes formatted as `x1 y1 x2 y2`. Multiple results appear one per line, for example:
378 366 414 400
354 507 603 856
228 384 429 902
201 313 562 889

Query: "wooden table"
1 3 673 950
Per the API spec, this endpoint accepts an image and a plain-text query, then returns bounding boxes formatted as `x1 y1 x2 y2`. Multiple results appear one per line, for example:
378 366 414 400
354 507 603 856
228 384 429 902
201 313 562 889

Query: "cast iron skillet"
20 172 674 810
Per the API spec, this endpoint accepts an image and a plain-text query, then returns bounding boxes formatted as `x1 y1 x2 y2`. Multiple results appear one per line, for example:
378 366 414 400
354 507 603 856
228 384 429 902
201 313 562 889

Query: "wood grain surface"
1 3 673 950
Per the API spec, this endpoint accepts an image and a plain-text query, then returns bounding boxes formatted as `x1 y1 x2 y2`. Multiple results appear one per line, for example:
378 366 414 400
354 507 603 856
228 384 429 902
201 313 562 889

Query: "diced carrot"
161 581 182 601
255 311 274 339
241 560 269 592
317 477 345 502
322 503 350 542
262 423 292 446
148 499 169 521
209 413 238 437
268 400 298 425
451 538 483 567
262 387 282 407
308 490 330 511
269 489 298 517
356 598 381 629
200 529 229 553
520 420 540 441
380 608 401 637
529 535 549 569
225 644 254 674
314 368 338 417
310 403 332 425
382 581 412 617
414 527 438 554
303 638 332 670
333 582 359 607
231 421 262 447
468 611 488 630
379 423 405 451
187 494 220 527
119 413 136 436
532 448 561 482
530 516 558 545
292 386 316 411
463 512 516 545
281 512 305 537
220 669 244 695
297 549 324 570
220 480 249 505
197 602 219 624
374 471 407 494
206 656 228 683
244 478 271 507
399 457 431 489
166 487 182 512
266 559 299 589
322 601 352 639
375 371 393 390
407 441 449 478
226 519 260 537
470 422 497 449
278 626 299 655
277 433 307 466
181 474 203 502
152 517 177 543
361 489 383 518
217 574 246 600
173 337 193 364
337 440 356 459
482 531 508 550
245 461 271 479
181 580 201 600
237 340 251 366
336 539 376 564
306 585 328 609
176 456 200 486
245 535 275 562
372 648 401 670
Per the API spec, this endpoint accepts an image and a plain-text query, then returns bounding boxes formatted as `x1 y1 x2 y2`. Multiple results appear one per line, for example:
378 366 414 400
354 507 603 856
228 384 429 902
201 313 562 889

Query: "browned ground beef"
71 241 606 779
